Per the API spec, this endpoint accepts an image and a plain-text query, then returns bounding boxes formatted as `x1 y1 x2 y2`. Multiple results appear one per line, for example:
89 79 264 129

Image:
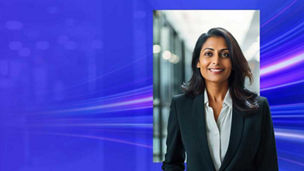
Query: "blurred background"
153 10 260 162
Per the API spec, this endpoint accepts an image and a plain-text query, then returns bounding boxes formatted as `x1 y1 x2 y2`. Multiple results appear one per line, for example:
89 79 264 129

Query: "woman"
162 28 278 171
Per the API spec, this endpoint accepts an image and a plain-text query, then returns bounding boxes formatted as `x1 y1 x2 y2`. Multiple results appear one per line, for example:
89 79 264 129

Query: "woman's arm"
254 98 278 171
162 98 185 171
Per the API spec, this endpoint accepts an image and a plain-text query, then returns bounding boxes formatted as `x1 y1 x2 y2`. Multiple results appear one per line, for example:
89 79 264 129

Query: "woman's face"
197 36 232 85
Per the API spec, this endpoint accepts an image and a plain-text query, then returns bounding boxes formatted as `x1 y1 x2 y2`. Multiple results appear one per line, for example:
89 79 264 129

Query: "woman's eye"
221 53 230 57
204 52 213 57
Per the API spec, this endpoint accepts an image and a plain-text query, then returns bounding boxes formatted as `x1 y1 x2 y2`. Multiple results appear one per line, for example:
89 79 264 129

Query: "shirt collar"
204 88 232 107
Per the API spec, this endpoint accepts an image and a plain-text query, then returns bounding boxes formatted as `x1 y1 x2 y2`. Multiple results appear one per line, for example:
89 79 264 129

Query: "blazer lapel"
193 93 216 171
219 106 245 171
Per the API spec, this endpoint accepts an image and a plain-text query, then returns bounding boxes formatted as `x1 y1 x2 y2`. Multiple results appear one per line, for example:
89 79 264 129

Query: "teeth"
210 68 223 72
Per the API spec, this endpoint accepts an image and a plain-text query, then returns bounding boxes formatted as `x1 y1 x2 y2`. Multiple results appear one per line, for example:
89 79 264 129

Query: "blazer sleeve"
254 98 279 171
162 98 185 171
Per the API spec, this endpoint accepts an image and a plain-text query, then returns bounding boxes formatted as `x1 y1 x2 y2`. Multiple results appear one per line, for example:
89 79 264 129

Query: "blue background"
0 0 303 170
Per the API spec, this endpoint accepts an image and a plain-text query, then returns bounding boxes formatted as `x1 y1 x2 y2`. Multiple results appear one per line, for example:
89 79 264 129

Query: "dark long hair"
182 27 258 111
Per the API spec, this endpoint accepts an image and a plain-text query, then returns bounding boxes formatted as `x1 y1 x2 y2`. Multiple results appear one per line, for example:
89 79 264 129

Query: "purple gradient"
31 132 152 149
261 53 304 76
261 0 298 28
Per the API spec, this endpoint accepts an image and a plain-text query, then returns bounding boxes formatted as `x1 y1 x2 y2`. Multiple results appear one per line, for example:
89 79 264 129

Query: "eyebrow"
202 48 229 51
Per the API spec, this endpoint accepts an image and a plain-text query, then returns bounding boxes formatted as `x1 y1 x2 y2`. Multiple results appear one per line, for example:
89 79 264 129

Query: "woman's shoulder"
252 96 271 115
171 93 195 104
255 96 269 107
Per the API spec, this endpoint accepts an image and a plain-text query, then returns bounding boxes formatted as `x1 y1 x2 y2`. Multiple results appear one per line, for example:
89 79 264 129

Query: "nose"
212 53 220 65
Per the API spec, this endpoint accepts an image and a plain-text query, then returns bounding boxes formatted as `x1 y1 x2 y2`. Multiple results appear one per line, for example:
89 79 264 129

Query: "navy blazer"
162 93 278 171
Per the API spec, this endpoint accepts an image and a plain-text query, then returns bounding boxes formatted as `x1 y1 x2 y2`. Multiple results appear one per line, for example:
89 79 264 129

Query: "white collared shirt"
204 89 233 171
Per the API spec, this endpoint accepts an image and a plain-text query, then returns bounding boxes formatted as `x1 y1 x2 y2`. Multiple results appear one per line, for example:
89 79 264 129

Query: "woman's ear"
196 61 200 68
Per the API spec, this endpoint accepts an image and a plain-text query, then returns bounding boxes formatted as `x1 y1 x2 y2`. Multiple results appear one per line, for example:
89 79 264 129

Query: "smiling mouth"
208 68 224 73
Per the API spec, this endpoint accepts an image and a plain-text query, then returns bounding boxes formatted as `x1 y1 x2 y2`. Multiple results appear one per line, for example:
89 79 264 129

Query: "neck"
205 81 229 103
